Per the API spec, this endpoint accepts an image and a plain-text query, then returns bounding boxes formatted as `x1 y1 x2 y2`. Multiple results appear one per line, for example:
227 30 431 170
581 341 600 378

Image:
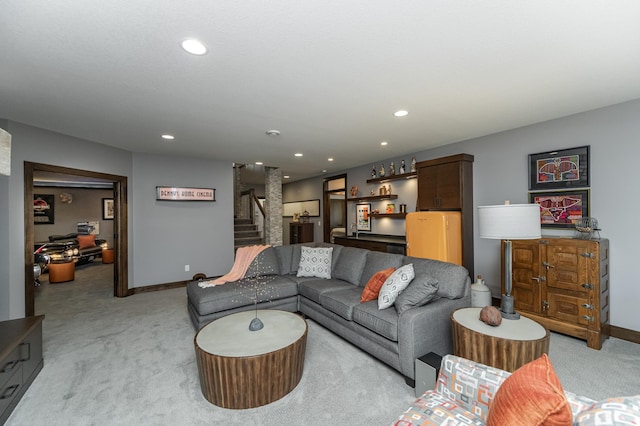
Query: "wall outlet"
184 264 190 272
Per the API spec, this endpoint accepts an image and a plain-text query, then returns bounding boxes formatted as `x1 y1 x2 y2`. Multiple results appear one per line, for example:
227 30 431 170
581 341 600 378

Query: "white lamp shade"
0 128 10 176
478 203 541 240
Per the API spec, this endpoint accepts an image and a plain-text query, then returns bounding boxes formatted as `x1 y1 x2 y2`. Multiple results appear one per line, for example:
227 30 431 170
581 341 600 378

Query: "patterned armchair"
391 354 631 426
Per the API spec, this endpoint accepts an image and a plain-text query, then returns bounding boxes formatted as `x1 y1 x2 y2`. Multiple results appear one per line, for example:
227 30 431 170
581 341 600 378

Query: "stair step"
234 223 257 230
234 218 252 225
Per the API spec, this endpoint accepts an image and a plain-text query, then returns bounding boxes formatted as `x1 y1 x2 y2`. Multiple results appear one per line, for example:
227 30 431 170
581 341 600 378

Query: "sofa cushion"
378 264 415 309
404 256 469 299
359 251 404 287
394 275 439 315
352 302 399 341
319 287 362 321
575 396 640 426
297 246 333 279
274 245 295 275
486 354 572 426
361 267 396 303
332 247 368 285
291 244 304 274
186 275 298 315
244 247 280 278
298 279 355 305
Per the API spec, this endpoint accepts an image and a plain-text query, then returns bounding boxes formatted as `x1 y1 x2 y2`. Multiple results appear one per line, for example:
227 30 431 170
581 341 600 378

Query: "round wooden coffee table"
451 307 550 372
194 310 307 409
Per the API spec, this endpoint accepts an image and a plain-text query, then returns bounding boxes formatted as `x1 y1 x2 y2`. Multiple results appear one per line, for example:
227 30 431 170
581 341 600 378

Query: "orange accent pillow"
486 354 572 426
77 234 96 249
360 267 396 303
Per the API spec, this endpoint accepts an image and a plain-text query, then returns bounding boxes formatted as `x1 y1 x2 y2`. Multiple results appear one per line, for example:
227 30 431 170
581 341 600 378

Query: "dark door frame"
322 174 347 243
24 162 130 316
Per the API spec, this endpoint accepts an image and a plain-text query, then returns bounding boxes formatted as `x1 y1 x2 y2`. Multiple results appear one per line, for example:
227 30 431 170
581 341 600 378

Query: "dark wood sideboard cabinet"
0 315 44 424
416 153 474 276
290 222 314 244
503 237 609 349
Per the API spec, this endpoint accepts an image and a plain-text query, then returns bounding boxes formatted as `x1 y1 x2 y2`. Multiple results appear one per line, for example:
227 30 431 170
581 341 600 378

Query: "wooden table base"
452 309 550 372
195 333 306 409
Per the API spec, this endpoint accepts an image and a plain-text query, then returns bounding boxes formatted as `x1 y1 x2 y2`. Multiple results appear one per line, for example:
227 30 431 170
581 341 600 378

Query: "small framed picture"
102 198 114 220
528 145 590 190
356 203 371 231
529 189 589 229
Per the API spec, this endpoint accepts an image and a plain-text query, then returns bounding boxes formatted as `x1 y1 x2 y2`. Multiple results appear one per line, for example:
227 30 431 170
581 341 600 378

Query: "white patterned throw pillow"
378 263 415 309
297 246 333 279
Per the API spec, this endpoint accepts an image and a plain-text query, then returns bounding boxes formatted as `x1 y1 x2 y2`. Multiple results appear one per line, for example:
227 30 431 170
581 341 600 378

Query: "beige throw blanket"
198 244 270 288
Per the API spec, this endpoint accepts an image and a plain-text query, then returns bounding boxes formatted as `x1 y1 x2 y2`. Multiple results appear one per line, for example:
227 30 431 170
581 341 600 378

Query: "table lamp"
477 201 541 319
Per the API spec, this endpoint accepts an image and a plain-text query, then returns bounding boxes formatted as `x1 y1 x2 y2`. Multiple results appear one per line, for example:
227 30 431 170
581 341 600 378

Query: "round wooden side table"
194 310 307 409
451 307 550 372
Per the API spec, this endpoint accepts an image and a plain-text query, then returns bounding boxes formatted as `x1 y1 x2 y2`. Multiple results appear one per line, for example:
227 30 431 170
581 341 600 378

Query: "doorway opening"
24 162 129 316
323 174 347 243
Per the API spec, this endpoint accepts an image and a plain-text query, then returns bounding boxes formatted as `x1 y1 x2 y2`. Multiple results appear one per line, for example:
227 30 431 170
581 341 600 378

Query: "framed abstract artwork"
529 189 590 229
528 145 590 190
356 203 371 231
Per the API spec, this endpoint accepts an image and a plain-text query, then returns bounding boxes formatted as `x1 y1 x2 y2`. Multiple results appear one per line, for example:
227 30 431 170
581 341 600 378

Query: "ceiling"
3 1 640 183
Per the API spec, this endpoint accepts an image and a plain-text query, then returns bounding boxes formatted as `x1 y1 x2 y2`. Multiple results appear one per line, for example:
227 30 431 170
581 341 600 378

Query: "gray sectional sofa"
186 242 471 382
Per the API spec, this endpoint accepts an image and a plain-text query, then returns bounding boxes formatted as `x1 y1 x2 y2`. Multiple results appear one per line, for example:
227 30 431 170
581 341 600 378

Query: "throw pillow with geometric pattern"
378 263 415 309
296 246 333 279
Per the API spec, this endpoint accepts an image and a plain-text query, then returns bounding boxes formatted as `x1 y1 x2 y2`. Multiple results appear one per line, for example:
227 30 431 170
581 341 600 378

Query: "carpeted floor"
6 262 640 425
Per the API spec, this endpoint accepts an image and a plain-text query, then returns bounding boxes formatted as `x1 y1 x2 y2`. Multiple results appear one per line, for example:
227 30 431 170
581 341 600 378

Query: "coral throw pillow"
77 234 96 249
486 354 572 426
360 267 395 303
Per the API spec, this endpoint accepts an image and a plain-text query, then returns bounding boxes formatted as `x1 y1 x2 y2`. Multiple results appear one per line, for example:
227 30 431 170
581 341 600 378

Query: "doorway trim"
24 162 129 316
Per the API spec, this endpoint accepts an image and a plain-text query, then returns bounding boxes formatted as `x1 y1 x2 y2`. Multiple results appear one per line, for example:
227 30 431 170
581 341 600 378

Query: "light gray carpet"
7 263 640 425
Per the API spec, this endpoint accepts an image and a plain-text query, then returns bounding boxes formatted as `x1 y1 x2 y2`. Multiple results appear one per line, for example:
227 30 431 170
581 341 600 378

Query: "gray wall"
131 153 234 286
0 121 235 320
282 178 324 244
285 99 640 332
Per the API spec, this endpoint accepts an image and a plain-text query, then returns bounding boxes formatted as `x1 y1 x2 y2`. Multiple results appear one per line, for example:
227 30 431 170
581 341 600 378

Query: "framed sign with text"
156 187 216 201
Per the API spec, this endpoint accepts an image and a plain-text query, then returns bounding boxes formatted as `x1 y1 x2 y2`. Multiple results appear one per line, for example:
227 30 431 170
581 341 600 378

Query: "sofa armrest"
397 295 470 380
435 354 511 422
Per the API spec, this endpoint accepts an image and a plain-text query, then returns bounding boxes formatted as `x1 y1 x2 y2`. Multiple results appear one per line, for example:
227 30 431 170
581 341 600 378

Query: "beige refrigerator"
405 211 462 265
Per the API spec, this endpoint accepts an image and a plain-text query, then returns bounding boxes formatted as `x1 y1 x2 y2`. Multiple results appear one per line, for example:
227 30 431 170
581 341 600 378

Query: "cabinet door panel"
417 166 438 210
434 162 461 208
547 293 590 326
511 241 541 313
546 244 589 294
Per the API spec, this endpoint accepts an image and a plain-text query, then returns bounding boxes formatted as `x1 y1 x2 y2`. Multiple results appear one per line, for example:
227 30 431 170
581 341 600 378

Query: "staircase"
234 218 263 250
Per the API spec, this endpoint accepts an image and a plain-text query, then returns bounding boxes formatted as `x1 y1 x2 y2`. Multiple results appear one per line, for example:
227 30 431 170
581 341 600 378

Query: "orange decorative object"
102 248 115 264
48 261 75 283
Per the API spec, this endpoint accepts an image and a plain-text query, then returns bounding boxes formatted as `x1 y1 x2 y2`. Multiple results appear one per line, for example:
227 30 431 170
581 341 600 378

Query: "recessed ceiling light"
284 175 290 179
328 158 334 162
294 153 303 157
181 39 207 55
322 170 327 173
255 161 263 165
266 130 281 136
394 110 409 117
380 141 388 146
161 134 175 140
